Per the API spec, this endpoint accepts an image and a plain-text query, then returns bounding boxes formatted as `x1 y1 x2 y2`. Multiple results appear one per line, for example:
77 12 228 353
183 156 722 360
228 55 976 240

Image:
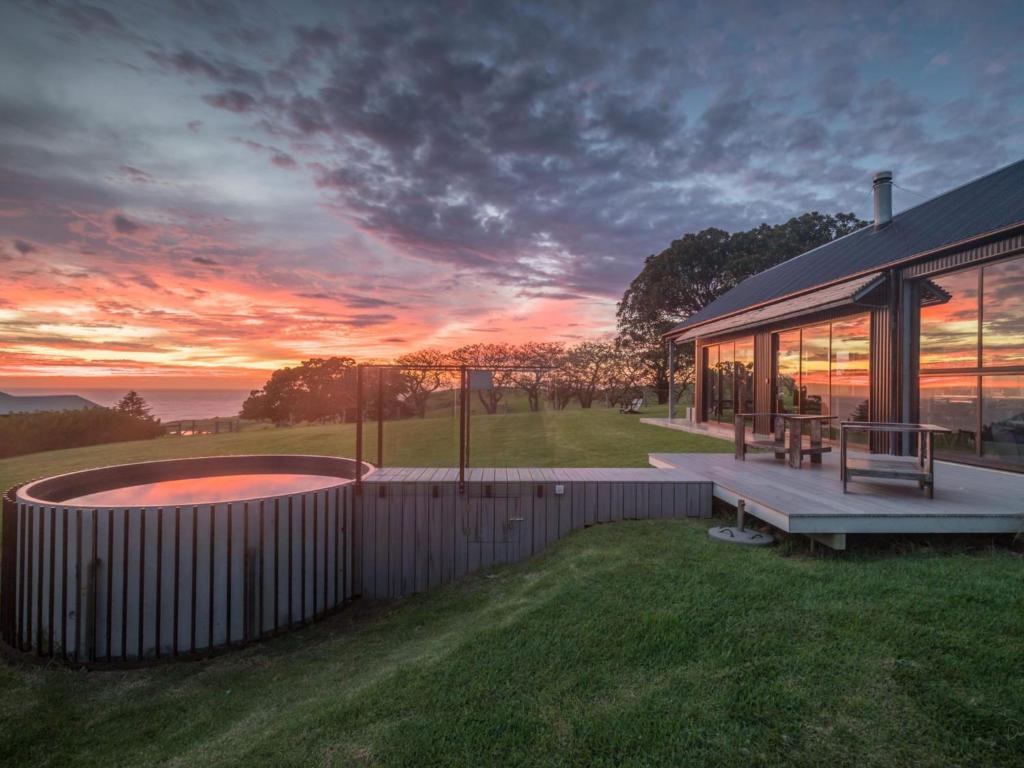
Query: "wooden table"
735 413 837 468
840 422 952 498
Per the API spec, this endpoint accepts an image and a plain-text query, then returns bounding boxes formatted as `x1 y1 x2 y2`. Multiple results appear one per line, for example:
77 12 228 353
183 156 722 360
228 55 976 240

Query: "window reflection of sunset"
920 269 979 370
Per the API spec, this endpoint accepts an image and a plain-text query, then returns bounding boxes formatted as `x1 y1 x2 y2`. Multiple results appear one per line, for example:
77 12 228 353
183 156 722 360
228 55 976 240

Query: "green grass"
0 403 725 491
2 403 1020 765
1 520 1021 767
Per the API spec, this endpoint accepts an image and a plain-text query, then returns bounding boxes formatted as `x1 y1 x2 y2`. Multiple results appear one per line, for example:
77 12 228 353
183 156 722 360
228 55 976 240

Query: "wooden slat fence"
355 468 712 600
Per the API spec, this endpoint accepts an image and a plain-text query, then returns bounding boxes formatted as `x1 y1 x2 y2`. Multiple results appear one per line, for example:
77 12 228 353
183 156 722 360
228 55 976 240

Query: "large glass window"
982 259 1024 368
917 254 1024 469
830 315 870 423
703 344 720 421
919 375 978 459
981 375 1024 463
735 338 755 415
801 324 830 416
920 268 979 370
702 338 753 424
775 330 801 413
772 316 870 424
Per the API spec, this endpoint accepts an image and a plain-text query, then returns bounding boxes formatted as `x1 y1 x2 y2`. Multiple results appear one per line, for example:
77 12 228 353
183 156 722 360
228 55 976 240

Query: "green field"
1 405 1022 766
0 402 720 491
1 520 1022 767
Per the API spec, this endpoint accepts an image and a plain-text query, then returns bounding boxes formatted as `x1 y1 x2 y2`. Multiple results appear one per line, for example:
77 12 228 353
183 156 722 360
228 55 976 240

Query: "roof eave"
663 218 1024 342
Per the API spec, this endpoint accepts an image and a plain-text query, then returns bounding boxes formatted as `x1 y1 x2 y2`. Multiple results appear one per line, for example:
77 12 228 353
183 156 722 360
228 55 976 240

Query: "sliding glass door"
772 314 870 427
702 337 754 424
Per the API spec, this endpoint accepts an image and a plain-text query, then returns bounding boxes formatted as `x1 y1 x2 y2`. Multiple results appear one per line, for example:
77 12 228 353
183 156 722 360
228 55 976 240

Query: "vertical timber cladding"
355 471 713 601
3 485 358 663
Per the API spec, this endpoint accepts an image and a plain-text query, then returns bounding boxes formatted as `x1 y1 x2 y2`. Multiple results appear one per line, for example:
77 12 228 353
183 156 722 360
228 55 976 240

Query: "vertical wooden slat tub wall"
1 460 711 666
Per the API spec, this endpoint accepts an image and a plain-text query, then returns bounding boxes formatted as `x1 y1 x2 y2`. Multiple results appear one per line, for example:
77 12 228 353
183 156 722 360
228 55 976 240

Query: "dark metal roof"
671 158 1024 336
673 272 883 342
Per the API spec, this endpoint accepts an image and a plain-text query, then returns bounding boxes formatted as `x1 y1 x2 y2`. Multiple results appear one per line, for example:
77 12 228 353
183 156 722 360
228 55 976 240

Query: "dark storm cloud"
202 89 257 112
295 291 392 309
270 152 296 169
5 0 1024 305
55 2 123 35
112 214 144 234
147 49 263 89
344 313 396 327
14 239 36 255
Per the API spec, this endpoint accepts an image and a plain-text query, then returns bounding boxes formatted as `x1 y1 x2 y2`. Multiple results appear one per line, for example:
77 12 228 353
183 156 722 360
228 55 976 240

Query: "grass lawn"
2 404 1021 766
0 403 727 491
1 520 1021 767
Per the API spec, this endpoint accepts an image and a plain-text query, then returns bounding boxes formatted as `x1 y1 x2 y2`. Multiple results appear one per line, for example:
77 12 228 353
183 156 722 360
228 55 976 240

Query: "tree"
604 342 650 407
395 348 452 418
115 390 154 420
616 211 866 402
562 341 616 408
510 342 564 412
240 356 357 424
449 343 516 414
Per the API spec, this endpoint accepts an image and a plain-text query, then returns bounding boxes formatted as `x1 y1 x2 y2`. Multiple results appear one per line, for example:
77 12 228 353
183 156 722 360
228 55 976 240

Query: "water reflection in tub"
63 473 346 507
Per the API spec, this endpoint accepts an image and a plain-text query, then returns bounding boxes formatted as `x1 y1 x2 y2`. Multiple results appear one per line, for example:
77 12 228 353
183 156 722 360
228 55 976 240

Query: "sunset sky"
2 0 1022 388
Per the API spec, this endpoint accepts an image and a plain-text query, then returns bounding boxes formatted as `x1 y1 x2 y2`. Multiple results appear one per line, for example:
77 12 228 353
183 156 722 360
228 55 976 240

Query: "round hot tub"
1 455 372 665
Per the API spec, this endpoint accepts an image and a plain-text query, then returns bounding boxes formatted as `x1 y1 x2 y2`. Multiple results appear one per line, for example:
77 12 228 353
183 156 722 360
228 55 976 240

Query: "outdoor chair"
619 396 644 414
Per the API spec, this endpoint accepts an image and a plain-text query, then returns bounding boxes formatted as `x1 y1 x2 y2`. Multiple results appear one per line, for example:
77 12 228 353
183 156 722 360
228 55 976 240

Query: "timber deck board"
650 451 1024 535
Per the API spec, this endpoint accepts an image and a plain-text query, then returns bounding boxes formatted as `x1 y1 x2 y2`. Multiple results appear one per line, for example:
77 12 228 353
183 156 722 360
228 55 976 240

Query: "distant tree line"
0 392 163 460
239 341 662 425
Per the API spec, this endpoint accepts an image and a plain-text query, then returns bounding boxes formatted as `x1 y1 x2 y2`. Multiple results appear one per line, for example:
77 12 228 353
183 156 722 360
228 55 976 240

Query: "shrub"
0 408 165 459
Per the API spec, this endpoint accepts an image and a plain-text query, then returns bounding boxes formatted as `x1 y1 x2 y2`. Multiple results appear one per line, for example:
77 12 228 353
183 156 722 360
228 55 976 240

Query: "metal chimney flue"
873 170 893 229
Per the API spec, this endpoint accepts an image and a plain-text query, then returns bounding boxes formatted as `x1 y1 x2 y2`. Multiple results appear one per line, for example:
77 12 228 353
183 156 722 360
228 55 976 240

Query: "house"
665 160 1024 472
0 391 99 415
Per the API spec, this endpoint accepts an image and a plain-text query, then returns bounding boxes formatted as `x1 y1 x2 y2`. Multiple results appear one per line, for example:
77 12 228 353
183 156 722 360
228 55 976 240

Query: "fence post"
458 366 466 493
377 367 384 468
355 365 363 493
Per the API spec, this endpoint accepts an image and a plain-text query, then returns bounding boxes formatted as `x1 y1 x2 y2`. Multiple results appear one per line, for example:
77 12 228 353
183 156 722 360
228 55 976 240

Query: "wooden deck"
354 466 713 599
650 450 1024 547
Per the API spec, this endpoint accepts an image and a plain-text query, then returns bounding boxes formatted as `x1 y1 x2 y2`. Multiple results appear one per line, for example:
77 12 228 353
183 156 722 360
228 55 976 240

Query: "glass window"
702 338 753 423
735 338 755 415
800 323 830 416
982 256 1024 368
717 342 735 423
919 268 979 370
831 315 870 422
982 374 1024 467
919 375 978 459
916 256 1023 468
775 330 800 413
703 345 719 421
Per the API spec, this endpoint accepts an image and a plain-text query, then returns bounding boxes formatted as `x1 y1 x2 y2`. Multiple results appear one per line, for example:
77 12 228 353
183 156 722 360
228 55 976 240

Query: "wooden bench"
734 412 786 461
735 413 837 468
840 422 952 498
